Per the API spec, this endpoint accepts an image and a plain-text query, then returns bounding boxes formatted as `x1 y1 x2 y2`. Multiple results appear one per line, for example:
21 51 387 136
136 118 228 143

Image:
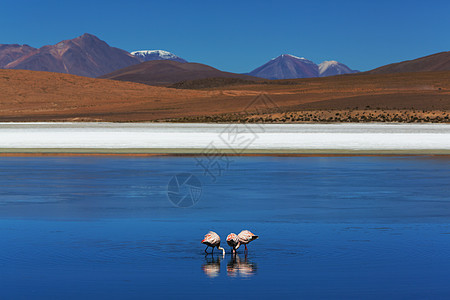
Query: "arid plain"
0 69 449 123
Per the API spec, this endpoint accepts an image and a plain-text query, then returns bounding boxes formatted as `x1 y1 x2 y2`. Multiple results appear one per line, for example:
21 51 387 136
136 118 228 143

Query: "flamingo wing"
202 231 221 247
238 230 259 244
226 233 239 248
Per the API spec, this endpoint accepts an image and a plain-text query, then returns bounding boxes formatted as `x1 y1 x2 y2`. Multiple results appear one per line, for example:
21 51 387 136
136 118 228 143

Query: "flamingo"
226 233 240 254
201 231 225 256
238 230 259 252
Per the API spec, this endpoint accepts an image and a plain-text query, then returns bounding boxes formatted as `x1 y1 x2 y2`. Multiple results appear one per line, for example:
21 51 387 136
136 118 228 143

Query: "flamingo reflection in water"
202 256 221 278
227 254 257 278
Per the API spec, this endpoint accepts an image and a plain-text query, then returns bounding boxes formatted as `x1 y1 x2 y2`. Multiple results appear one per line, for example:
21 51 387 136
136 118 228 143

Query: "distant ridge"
99 60 260 86
367 51 450 74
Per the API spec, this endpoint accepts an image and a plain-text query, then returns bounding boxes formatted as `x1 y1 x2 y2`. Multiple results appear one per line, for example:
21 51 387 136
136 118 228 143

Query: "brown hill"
99 60 261 86
3 33 141 77
367 51 450 74
0 69 449 122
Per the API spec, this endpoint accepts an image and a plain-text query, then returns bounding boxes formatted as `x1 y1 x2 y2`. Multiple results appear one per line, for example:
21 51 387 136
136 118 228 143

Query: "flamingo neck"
235 242 241 250
217 246 225 257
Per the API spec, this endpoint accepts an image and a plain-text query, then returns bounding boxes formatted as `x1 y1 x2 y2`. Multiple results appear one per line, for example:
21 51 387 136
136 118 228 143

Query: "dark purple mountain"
3 33 141 77
248 54 319 79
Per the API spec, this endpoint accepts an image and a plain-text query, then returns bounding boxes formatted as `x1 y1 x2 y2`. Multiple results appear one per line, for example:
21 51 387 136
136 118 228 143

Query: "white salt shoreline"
0 123 449 154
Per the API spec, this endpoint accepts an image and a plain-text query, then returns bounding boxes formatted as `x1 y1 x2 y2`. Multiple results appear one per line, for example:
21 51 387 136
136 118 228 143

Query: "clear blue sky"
1 0 449 73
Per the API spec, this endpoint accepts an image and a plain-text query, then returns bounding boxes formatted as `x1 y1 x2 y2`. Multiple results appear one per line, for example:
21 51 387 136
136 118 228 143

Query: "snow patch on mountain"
318 60 339 73
131 50 187 63
272 54 314 63
318 60 358 77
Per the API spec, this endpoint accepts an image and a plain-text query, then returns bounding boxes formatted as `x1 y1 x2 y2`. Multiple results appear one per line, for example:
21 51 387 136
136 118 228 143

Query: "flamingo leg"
245 244 248 251
204 246 209 254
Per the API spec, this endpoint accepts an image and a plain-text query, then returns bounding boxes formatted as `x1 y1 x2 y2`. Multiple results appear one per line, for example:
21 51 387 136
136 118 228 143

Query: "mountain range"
0 33 449 83
0 34 188 78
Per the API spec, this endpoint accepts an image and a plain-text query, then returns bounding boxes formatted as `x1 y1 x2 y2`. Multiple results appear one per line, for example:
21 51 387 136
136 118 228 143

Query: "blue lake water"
0 156 449 299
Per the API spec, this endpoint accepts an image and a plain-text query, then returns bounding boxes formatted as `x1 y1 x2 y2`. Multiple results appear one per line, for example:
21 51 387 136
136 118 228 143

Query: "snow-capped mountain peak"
318 60 358 77
273 54 304 60
318 60 339 73
131 50 175 60
249 54 319 79
272 54 314 63
130 50 187 63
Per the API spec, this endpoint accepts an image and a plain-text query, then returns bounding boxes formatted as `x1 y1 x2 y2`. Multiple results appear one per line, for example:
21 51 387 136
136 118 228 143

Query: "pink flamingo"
201 231 225 256
238 230 259 252
226 233 240 254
